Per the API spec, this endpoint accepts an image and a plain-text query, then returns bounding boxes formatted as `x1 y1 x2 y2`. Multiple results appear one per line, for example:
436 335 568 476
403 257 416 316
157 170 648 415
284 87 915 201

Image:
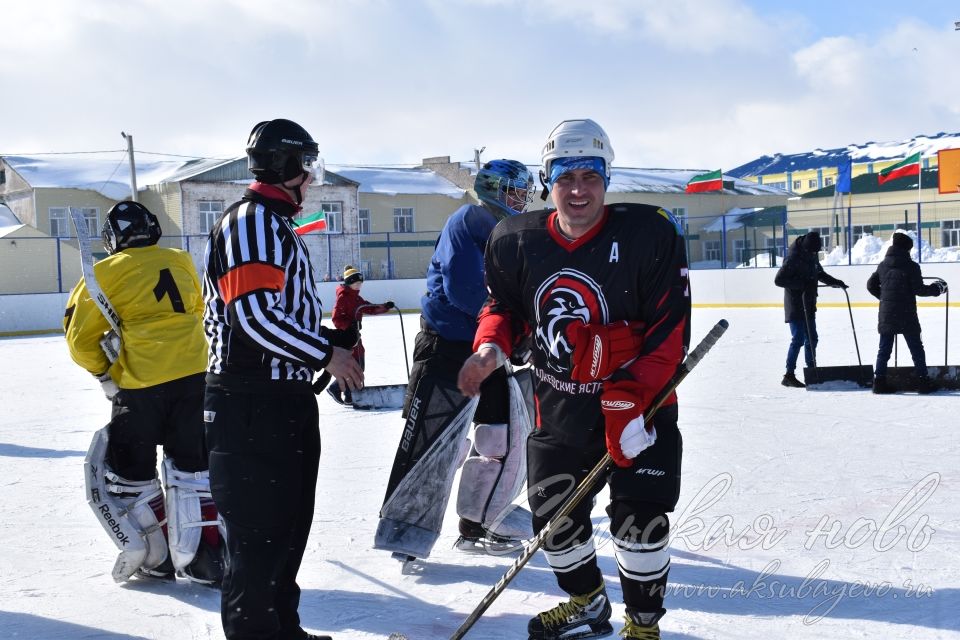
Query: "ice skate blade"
454 535 526 556
529 620 614 640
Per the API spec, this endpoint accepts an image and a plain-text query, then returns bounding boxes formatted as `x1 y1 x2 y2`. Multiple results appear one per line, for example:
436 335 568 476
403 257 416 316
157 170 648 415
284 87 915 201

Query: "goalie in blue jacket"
375 159 538 562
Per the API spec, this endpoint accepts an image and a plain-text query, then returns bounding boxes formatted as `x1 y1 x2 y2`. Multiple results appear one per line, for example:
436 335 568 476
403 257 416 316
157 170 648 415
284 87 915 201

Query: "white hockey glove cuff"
96 372 118 401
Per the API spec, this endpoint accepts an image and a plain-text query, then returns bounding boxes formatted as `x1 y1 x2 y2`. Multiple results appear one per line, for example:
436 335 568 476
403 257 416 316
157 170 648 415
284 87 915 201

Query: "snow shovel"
885 277 959 392
804 285 874 388
349 304 410 410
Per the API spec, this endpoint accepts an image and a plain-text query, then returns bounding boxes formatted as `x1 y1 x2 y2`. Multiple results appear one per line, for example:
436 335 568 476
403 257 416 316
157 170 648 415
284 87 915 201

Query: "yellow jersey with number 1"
64 245 208 389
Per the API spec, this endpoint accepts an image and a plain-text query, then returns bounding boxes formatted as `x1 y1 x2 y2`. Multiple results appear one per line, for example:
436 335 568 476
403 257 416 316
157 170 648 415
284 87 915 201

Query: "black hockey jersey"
475 203 691 448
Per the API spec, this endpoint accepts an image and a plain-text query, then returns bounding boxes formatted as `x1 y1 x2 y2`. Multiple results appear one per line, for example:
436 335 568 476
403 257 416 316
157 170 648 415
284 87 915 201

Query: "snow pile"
823 229 960 266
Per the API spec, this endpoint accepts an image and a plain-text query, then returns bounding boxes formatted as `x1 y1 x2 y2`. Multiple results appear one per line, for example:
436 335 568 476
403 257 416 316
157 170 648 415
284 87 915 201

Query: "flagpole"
917 156 923 262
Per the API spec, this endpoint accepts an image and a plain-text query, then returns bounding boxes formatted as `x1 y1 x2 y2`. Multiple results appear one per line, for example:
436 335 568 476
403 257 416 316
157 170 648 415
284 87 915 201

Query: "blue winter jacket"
421 204 498 342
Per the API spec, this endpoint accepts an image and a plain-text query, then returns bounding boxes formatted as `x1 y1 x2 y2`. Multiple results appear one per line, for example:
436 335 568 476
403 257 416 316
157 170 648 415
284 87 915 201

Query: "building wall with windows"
352 191 471 279
788 173 960 252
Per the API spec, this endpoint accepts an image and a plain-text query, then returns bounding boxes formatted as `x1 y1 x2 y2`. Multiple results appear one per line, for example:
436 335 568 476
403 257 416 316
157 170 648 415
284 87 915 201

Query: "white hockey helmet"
540 119 615 184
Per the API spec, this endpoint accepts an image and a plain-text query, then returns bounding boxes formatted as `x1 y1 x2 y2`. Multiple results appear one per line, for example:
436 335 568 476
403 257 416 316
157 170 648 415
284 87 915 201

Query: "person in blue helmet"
375 159 538 562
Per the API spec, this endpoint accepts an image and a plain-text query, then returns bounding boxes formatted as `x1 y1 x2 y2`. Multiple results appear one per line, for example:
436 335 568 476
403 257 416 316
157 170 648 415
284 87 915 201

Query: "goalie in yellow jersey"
64 200 224 586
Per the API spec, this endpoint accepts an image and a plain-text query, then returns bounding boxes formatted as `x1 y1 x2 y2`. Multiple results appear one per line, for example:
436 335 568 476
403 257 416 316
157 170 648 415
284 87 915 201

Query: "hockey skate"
391 551 424 575
135 555 175 582
454 517 525 555
620 608 665 640
528 583 613 640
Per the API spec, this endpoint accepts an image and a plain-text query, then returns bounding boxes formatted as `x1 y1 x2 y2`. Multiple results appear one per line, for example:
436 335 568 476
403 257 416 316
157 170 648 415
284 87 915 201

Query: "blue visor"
549 156 608 188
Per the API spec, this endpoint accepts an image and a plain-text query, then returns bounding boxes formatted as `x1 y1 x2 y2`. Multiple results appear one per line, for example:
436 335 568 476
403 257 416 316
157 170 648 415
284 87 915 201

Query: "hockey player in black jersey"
458 119 691 640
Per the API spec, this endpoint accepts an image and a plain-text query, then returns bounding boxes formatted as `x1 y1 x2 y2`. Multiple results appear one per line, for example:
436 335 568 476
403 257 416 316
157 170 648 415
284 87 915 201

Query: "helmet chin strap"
283 171 310 205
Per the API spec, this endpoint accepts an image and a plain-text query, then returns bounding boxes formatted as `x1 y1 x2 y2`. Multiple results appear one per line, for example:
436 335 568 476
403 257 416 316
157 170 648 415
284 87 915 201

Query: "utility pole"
474 146 486 171
121 131 138 202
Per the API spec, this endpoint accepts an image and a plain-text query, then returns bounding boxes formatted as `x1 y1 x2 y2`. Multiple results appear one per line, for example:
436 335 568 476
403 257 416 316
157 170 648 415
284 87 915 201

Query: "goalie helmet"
540 119 614 187
102 200 162 254
474 159 535 219
246 118 321 184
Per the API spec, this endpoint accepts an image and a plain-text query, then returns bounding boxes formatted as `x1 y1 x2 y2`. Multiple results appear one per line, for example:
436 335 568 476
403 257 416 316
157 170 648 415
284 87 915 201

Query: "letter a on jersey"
609 242 619 263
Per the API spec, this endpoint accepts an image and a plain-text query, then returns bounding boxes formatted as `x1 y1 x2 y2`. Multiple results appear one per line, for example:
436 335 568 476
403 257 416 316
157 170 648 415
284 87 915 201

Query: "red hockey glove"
569 320 646 382
600 380 657 468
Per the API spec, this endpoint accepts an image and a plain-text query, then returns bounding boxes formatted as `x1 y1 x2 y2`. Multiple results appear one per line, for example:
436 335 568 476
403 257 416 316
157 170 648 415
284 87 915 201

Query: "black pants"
527 403 681 612
401 318 508 423
205 385 320 640
107 373 207 480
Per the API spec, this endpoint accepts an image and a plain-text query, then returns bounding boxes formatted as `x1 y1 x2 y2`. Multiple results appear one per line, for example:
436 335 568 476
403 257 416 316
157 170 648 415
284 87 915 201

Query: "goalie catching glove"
600 379 657 468
569 320 645 382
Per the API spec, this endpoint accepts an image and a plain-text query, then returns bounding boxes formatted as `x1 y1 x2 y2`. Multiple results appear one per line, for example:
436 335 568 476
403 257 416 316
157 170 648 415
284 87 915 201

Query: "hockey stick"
448 318 729 640
70 207 122 361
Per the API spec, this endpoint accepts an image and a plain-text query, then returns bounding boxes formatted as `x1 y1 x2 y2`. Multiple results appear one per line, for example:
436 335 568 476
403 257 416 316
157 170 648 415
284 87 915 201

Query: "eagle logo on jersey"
533 269 609 373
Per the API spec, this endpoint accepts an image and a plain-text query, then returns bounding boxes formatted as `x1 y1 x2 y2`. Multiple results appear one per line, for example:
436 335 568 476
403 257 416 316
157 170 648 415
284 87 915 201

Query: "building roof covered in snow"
729 132 960 178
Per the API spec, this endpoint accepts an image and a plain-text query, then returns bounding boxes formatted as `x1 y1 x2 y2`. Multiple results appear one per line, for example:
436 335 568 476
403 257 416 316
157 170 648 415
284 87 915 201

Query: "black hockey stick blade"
447 319 729 640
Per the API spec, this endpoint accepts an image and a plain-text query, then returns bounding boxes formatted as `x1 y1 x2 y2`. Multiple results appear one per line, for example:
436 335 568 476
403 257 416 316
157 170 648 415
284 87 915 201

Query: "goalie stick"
448 319 730 640
70 207 122 361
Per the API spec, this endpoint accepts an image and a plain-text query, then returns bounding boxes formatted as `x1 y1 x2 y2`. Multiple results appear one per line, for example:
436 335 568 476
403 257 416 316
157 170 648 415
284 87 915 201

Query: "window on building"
0 169 5 185
381 258 395 279
393 207 414 233
81 207 99 236
824 177 835 186
733 239 752 264
769 181 787 189
49 207 69 237
703 240 721 261
358 208 370 235
321 202 343 233
808 179 818 188
941 220 960 247
764 236 784 257
793 180 801 190
360 259 372 278
50 206 98 237
198 200 224 234
852 224 874 240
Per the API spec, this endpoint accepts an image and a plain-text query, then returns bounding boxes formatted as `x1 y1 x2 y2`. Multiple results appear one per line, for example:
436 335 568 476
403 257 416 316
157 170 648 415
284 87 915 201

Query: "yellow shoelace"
538 596 591 628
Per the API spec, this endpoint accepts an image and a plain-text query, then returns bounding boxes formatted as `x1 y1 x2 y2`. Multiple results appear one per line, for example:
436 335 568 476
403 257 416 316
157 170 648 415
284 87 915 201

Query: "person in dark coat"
774 230 847 387
866 231 946 394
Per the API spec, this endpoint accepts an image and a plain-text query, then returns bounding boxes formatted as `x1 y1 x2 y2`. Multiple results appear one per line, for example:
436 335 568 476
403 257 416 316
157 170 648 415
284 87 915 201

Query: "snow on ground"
1 307 958 640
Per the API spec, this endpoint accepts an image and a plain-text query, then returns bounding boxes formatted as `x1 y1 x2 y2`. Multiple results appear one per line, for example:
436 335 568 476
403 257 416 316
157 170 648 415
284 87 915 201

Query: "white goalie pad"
162 458 221 572
84 427 168 582
456 370 535 532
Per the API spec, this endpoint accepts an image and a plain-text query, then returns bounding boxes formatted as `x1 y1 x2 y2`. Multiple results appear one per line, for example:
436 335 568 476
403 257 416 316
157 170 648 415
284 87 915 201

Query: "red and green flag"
295 211 326 235
685 169 723 193
877 152 921 185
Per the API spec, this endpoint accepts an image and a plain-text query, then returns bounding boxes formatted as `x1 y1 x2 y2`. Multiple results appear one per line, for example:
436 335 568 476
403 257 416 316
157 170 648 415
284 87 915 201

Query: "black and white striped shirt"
203 186 332 384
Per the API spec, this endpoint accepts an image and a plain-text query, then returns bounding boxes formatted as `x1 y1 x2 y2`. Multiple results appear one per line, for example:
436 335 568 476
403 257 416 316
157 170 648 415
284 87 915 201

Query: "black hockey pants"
204 382 320 640
107 372 207 480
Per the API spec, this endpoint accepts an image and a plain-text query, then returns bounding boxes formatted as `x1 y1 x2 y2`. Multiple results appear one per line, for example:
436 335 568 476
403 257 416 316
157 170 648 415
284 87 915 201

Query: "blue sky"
1 1 958 170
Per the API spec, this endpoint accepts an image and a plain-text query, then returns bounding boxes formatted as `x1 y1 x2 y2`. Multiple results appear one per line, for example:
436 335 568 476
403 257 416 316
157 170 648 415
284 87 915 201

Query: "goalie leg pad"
162 458 222 574
84 427 168 582
459 375 536 534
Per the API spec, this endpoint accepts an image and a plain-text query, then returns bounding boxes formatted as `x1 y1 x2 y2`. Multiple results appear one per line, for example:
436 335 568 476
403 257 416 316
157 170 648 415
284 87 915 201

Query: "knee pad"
473 423 508 458
161 458 223 575
84 427 168 582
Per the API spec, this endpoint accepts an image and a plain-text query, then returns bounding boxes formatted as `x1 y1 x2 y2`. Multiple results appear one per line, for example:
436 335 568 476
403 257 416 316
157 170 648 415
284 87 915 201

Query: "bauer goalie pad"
84 427 168 582
456 367 535 538
161 458 222 573
375 374 478 559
